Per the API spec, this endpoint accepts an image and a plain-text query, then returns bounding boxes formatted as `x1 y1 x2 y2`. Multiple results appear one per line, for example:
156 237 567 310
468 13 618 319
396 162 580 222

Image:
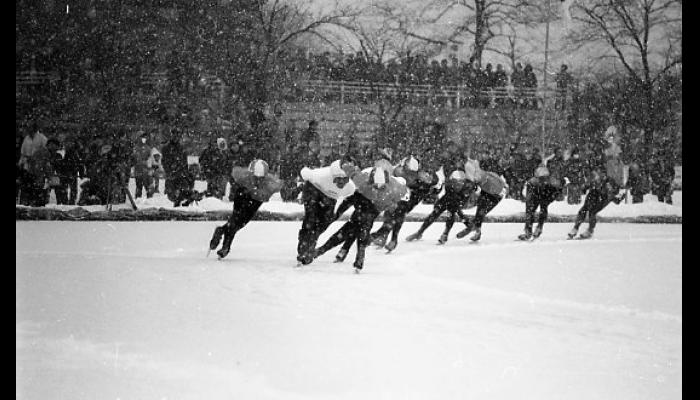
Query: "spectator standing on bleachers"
555 64 573 110
511 63 525 108
493 64 508 107
18 121 48 206
523 64 538 109
132 130 154 199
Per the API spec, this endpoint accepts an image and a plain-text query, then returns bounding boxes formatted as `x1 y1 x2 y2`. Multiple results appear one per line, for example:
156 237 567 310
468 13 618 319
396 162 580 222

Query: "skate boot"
456 225 473 239
353 259 363 273
371 233 387 247
384 239 397 252
533 225 543 239
469 228 482 242
567 227 579 239
216 247 230 259
335 248 349 263
209 226 225 250
579 229 594 239
437 233 448 244
518 228 533 241
405 231 422 242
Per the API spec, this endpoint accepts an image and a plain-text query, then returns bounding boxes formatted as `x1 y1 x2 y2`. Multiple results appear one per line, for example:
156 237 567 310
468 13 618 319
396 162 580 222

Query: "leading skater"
209 159 283 259
295 157 358 265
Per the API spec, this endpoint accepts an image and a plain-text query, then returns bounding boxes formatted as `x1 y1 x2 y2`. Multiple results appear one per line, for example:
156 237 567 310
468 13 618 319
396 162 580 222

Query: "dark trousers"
219 190 263 254
18 170 47 207
416 189 468 237
468 192 502 229
371 189 427 243
67 176 79 205
134 172 153 198
316 196 380 269
524 199 551 233
573 190 612 232
297 183 337 262
49 181 68 205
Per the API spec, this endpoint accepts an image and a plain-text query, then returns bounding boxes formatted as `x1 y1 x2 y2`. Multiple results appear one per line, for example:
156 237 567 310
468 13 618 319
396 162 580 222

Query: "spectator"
301 120 320 145
62 134 86 205
45 138 68 204
564 147 586 204
531 147 543 170
626 161 649 203
493 64 508 107
511 63 525 108
648 149 675 204
132 131 154 199
199 136 231 199
148 148 165 194
162 128 196 207
18 121 49 206
545 147 566 201
555 64 573 110
523 64 538 109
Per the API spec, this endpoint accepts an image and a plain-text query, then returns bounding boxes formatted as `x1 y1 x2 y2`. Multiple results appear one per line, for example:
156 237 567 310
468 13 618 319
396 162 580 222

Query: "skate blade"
353 268 361 274
206 249 211 258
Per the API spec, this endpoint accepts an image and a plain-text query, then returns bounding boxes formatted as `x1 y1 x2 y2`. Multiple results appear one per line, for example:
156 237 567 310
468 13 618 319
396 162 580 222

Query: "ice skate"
384 239 397 252
518 229 533 241
469 228 481 242
532 225 543 239
216 247 230 260
371 234 387 247
335 248 348 263
405 232 422 242
353 260 363 273
437 233 448 245
567 227 579 239
579 229 594 239
456 225 473 239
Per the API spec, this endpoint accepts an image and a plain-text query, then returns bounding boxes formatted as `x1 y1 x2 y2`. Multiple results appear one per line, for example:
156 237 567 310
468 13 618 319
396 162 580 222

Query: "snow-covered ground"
39 178 682 220
16 221 681 399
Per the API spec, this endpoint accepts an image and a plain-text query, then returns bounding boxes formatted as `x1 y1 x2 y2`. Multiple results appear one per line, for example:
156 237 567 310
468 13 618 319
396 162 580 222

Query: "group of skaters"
207 134 633 273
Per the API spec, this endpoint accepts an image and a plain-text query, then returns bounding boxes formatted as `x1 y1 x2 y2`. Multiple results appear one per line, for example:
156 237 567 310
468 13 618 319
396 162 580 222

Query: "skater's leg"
217 194 262 258
315 221 356 257
353 210 379 270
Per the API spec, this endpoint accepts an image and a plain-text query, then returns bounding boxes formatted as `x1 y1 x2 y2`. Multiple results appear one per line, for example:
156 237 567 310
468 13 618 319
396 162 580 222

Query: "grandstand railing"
16 71 573 108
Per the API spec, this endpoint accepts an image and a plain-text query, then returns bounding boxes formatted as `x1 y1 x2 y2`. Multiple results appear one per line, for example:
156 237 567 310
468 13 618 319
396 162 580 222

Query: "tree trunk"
473 0 486 65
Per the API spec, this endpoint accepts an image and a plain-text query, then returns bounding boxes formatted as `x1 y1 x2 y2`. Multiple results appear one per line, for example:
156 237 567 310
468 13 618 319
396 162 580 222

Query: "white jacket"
300 166 357 200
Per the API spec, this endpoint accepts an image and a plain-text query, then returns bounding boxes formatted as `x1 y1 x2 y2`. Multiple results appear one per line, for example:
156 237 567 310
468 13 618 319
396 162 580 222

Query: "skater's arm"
335 193 358 220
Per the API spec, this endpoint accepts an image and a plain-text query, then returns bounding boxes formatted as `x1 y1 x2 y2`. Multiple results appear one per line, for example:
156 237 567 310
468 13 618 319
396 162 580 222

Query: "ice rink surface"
16 221 681 399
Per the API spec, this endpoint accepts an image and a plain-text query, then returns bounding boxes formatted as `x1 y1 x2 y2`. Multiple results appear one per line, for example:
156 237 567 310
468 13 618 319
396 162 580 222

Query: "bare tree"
565 0 681 158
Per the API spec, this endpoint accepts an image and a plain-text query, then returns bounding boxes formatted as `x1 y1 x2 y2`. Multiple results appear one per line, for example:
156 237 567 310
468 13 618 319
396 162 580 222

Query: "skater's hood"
329 160 346 178
250 159 269 177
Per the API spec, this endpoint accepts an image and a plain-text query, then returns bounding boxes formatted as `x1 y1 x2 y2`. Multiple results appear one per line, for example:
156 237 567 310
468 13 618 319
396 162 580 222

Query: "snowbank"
17 190 682 223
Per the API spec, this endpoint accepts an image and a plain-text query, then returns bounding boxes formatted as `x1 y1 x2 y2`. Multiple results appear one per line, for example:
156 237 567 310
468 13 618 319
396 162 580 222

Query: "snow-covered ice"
16 221 681 399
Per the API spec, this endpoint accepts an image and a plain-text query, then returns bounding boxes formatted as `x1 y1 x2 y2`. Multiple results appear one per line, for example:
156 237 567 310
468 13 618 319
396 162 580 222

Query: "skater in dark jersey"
567 167 625 239
456 162 508 242
517 166 561 240
369 156 439 252
208 159 283 259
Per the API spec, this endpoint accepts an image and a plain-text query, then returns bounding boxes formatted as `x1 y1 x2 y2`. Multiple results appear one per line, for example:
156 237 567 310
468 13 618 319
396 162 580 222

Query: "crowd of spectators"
17 116 676 208
287 50 575 110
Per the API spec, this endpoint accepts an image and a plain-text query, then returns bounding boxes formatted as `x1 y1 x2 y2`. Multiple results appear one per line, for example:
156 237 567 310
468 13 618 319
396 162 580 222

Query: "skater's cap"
372 167 386 187
250 159 269 177
330 160 346 177
535 165 550 178
404 156 419 172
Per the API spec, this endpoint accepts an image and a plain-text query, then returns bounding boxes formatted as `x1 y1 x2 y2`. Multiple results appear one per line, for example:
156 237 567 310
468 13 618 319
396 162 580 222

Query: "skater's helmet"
535 165 550 178
403 156 419 172
329 160 347 178
249 159 269 177
370 166 388 188
464 159 484 182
